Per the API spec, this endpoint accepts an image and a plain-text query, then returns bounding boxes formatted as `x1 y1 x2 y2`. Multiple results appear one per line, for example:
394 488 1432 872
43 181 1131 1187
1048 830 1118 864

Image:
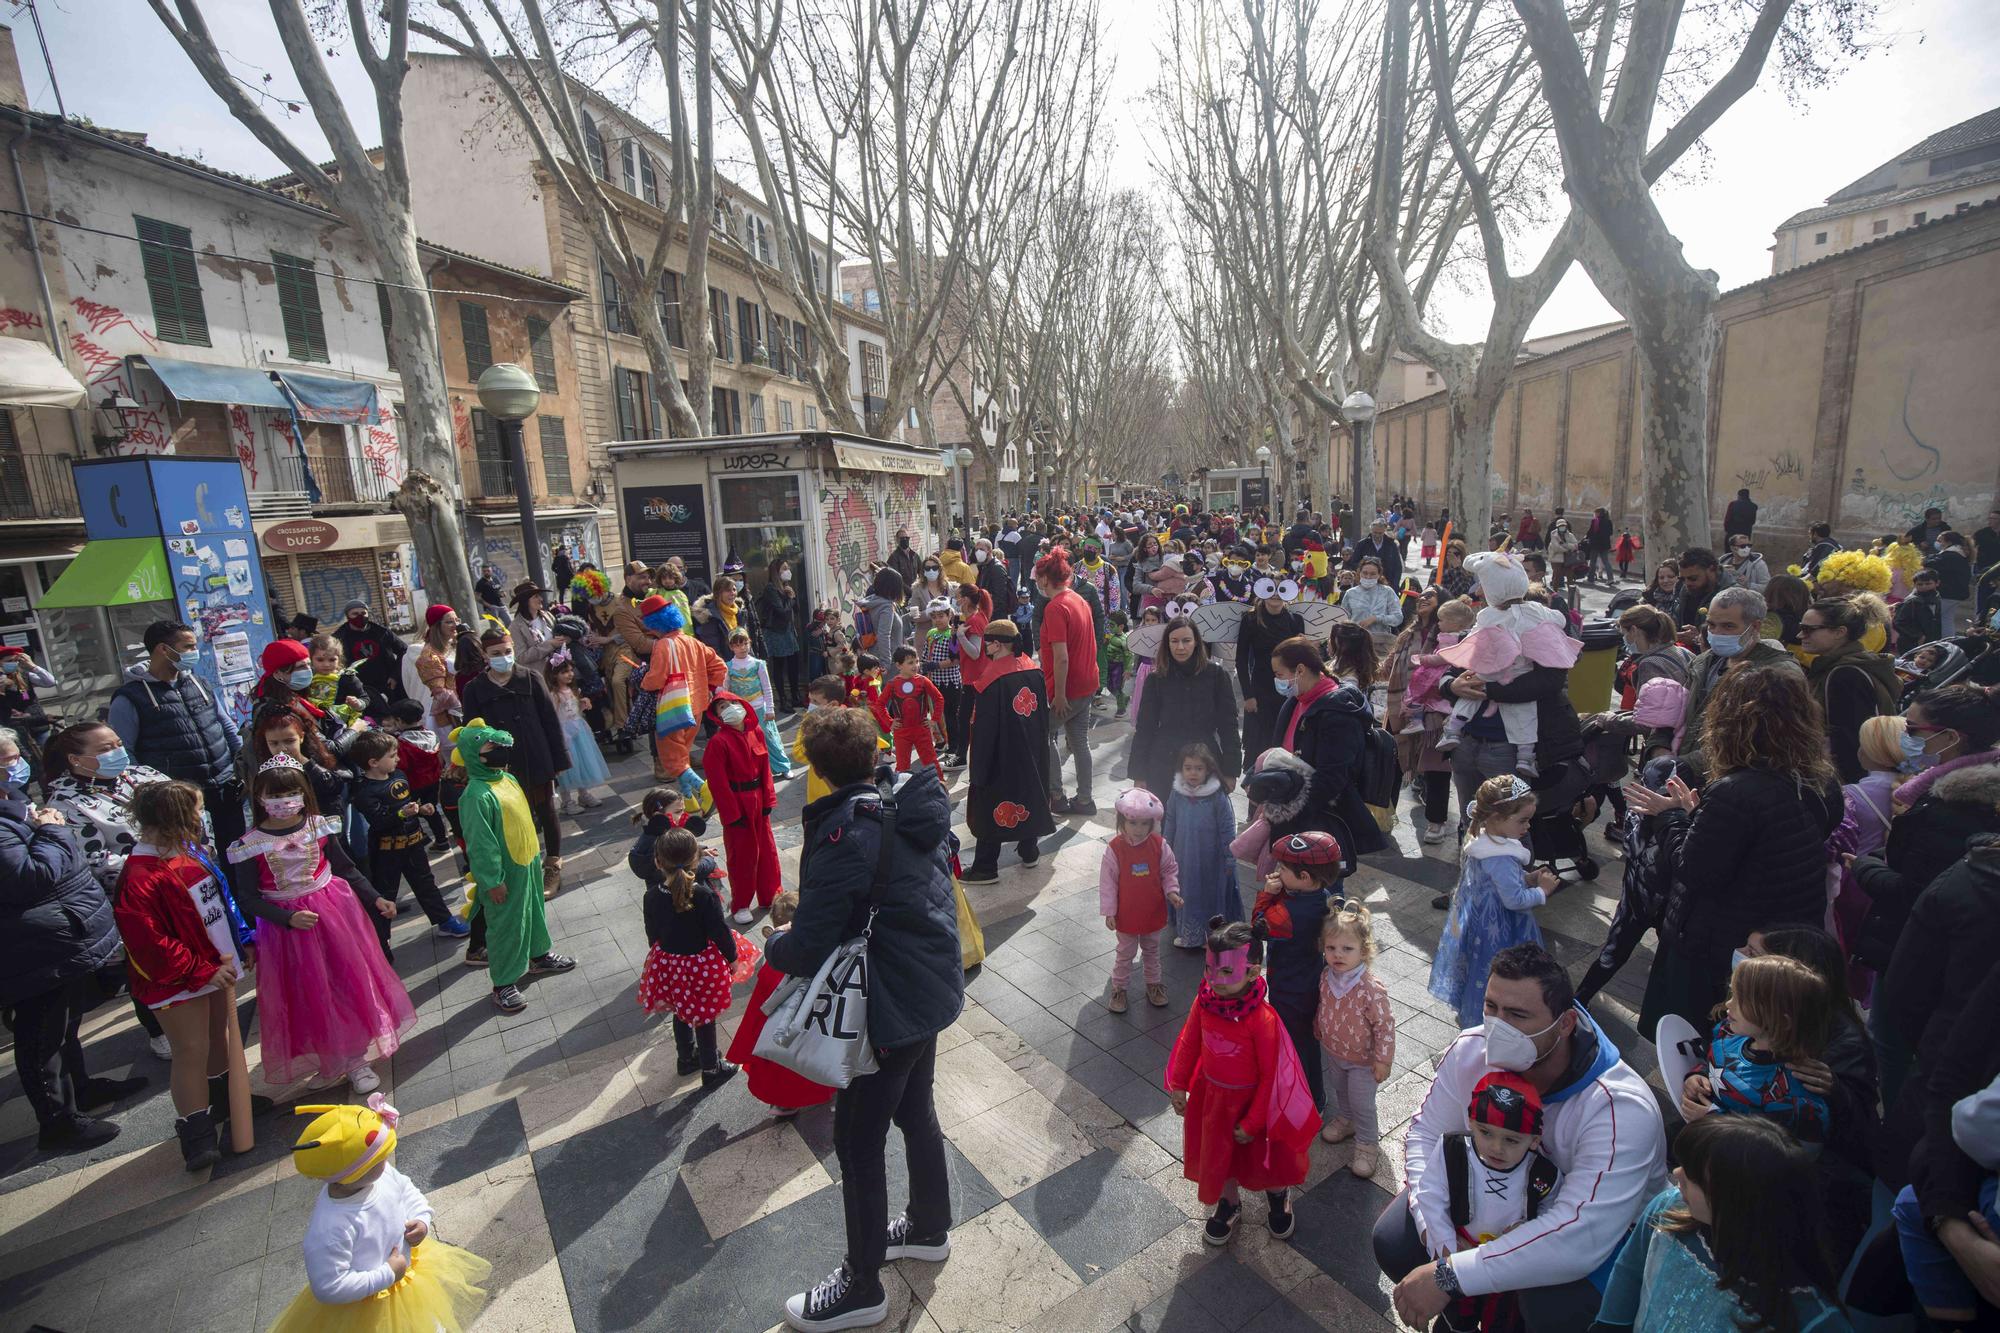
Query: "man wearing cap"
604 561 660 741
959 620 1056 882
333 601 407 710
1374 943 1665 1331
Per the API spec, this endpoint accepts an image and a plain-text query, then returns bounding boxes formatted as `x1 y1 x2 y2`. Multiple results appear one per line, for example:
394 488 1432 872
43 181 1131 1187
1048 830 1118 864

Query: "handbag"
751 794 898 1088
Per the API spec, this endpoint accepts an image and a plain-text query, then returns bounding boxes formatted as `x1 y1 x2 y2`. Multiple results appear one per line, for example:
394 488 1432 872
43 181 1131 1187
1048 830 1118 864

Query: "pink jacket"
1099 837 1181 918
1314 968 1396 1067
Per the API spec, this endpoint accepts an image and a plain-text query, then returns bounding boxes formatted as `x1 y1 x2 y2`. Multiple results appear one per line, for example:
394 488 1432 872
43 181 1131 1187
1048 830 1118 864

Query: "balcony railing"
266 445 399 506
0 451 84 520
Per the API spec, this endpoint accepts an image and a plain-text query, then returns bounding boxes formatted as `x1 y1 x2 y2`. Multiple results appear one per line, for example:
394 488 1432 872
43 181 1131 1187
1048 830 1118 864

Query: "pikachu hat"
290 1093 401 1185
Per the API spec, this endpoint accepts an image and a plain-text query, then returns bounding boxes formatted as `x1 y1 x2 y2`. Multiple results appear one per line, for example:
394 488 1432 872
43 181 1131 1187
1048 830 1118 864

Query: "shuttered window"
539 417 572 495
470 408 512 494
736 297 763 363
526 317 557 391
709 287 734 360
615 368 649 441
271 252 329 362
583 113 609 180
459 301 493 378
602 262 632 336
640 151 660 205
377 284 396 360
657 271 685 348
135 215 209 346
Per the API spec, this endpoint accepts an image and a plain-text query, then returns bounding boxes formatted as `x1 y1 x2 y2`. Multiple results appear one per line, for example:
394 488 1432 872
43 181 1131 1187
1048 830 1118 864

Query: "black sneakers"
1203 1197 1241 1246
38 1111 120 1154
1266 1189 1295 1240
701 1061 739 1090
75 1074 148 1112
491 984 527 1014
783 1263 889 1331
884 1214 950 1261
528 952 577 974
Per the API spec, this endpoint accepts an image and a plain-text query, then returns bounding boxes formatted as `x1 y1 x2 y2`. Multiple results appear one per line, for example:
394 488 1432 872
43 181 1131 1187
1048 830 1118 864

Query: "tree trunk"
1630 296 1720 555
1445 388 1501 547
372 219 476 617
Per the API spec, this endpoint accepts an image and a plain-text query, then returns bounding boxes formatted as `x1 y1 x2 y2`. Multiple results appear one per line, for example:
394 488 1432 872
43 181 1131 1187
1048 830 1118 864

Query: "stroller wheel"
1577 857 1600 881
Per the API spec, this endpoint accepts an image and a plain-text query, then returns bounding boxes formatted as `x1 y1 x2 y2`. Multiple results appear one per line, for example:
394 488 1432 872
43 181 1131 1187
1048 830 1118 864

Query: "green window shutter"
377 284 396 361
538 417 572 495
459 302 493 378
272 252 329 362
135 215 210 346
526 317 557 392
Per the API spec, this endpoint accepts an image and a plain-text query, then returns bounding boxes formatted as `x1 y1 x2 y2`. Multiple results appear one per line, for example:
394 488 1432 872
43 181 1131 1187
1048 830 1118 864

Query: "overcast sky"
15 0 2000 341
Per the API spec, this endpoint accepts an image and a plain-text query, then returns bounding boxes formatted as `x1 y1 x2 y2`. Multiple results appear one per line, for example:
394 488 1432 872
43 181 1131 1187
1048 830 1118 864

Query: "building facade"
1347 199 2000 555
1772 106 2000 274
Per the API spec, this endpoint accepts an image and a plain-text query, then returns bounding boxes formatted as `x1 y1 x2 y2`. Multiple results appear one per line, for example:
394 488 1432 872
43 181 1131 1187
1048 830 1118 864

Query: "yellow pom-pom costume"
1815 548 1891 596
267 1095 491 1333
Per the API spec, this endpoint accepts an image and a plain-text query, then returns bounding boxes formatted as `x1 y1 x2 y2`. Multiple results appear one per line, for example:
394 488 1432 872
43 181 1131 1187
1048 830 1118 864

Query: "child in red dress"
726 889 837 1118
1166 917 1322 1246
701 690 781 926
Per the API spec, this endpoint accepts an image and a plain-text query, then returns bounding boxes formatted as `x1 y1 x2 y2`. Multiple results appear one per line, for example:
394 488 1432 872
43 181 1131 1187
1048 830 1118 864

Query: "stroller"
1893 634 1989 703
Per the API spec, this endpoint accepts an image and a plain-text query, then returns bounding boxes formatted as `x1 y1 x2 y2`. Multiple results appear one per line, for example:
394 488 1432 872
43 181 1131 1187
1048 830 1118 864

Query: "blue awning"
139 355 290 411
275 370 386 425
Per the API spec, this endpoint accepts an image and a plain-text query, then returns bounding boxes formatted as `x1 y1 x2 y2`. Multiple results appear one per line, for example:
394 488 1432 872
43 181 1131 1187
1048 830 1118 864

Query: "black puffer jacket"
1127 660 1242 795
1453 663 1585 764
1851 761 2000 970
1658 768 1843 953
768 769 963 1051
1877 833 2000 1073
1270 683 1388 855
0 793 121 1007
1907 960 2000 1225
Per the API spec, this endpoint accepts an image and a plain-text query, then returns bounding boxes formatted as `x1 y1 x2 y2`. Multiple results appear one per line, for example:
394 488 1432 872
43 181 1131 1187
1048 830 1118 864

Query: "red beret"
425 604 456 627
260 638 310 676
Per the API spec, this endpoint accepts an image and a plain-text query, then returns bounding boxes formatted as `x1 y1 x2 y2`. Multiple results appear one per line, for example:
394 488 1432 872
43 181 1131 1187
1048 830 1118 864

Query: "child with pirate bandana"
1252 830 1346 1123
1413 1073 1562 1333
1166 917 1322 1247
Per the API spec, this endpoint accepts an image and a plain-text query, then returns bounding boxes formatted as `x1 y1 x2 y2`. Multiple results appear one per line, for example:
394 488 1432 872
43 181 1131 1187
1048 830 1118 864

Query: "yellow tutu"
267 1240 491 1333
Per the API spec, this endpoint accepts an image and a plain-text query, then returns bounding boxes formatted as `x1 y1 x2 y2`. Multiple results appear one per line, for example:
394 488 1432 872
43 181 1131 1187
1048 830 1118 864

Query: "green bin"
1567 617 1623 715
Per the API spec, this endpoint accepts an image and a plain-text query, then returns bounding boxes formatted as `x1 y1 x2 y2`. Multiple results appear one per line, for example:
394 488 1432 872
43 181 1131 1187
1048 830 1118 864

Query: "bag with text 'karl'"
750 796 898 1087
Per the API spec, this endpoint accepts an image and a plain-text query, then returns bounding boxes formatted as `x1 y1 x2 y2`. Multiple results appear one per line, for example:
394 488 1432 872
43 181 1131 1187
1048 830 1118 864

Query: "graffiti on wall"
69 331 124 387
0 308 43 332
477 529 527 593
1881 368 1943 483
228 405 258 486
72 297 159 349
363 422 403 484
298 561 375 629
821 481 880 608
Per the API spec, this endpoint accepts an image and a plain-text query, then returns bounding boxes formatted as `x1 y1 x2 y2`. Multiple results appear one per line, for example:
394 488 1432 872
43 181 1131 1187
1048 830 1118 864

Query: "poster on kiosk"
70 457 278 726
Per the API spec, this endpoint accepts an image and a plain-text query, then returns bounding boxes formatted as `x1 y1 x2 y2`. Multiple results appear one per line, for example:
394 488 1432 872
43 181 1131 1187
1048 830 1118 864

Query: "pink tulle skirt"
253 879 417 1084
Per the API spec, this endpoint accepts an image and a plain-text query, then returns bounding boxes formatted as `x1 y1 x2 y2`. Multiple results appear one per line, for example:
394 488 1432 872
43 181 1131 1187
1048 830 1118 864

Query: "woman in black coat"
1627 668 1842 1039
1130 617 1242 795
1 755 139 1149
1265 636 1387 856
1235 593 1304 763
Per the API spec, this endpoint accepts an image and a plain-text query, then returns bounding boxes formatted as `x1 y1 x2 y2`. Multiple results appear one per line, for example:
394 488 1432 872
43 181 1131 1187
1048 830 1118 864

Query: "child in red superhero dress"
1167 917 1322 1246
726 888 837 1118
702 690 782 925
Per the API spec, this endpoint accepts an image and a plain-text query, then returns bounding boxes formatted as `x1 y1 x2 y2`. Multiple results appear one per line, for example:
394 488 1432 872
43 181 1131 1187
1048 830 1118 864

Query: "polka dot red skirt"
636 936 760 1022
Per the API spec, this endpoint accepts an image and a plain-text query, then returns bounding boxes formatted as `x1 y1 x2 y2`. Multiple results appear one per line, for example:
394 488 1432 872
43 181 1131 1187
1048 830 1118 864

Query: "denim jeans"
834 1036 951 1291
1590 549 1616 582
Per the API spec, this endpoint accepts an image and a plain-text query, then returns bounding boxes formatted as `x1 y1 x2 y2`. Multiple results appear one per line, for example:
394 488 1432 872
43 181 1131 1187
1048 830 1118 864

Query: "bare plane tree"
146 0 478 614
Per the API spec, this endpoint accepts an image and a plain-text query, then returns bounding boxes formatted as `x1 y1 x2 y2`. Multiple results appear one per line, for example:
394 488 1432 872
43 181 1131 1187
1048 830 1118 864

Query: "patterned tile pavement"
0 634 1668 1332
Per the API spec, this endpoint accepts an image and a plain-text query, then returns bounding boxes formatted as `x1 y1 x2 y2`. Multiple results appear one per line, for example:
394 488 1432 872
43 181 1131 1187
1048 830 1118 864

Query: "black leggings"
770 653 804 708
522 777 562 858
834 1036 951 1292
1419 770 1452 826
10 974 93 1125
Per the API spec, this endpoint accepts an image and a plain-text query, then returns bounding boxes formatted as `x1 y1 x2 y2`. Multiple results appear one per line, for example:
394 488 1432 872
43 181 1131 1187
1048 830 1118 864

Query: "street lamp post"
1341 390 1376 544
955 447 974 531
1254 445 1271 519
477 363 545 587
1041 463 1055 513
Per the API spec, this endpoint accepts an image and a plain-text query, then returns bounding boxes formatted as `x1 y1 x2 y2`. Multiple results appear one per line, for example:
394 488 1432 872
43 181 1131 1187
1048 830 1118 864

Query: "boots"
543 856 563 899
176 1107 220 1171
206 1074 275 1148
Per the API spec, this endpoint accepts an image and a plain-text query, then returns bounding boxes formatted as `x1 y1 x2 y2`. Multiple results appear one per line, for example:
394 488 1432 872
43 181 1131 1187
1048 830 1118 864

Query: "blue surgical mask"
5 756 28 787
1706 631 1744 658
488 655 515 675
1897 730 1936 772
94 746 131 779
286 665 314 690
1274 675 1297 697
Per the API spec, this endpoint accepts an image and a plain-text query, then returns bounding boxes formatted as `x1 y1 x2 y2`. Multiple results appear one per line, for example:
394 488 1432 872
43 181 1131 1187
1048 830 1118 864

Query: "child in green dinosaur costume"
455 718 575 1013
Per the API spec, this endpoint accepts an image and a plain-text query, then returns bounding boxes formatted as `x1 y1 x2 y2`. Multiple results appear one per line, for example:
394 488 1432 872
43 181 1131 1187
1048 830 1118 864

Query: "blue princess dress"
1428 834 1546 1028
726 656 793 778
1166 774 1239 947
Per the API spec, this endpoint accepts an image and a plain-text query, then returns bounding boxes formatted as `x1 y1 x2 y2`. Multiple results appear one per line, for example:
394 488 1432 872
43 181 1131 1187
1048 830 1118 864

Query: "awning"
140 355 291 411
37 538 173 608
477 506 600 527
832 441 948 477
276 370 387 425
0 336 88 408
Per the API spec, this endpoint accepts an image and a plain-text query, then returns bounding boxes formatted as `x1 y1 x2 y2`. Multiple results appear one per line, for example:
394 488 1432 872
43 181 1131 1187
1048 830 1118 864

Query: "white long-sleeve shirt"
1404 1018 1667 1298
302 1164 434 1305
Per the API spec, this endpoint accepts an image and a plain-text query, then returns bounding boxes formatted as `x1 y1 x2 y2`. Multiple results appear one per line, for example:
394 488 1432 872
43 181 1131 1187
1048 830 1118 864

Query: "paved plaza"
0 607 1669 1333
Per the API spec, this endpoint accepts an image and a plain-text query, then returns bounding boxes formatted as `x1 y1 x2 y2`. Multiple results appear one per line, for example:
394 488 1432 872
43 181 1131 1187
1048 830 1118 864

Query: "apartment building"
401 52 896 567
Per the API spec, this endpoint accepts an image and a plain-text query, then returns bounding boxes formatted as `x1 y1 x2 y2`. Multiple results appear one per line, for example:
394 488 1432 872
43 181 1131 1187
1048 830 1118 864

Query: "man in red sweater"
888 647 948 777
1035 550 1101 816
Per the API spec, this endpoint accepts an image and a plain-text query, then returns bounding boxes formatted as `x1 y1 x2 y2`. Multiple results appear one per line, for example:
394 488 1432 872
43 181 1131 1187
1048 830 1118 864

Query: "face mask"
1731 948 1752 972
1359 576 1379 588
286 665 313 690
1 660 18 674
1706 631 1743 658
347 611 367 625
1273 675 1297 697
260 794 306 820
718 703 748 727
1484 1013 1562 1072
925 568 940 578
93 746 131 779
779 568 792 582
5 756 29 786
488 655 515 674
173 647 198 672
482 744 513 769
975 550 988 563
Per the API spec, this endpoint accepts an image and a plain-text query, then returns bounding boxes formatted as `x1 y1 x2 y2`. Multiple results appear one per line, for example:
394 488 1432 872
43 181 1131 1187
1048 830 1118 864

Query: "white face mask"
1484 1012 1562 1072
975 549 988 563
1359 576 1379 588
779 568 792 582
718 703 747 727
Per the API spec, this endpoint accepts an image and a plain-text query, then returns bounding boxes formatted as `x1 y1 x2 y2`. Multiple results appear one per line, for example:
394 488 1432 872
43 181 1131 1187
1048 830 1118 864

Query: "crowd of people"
1 490 1997 1332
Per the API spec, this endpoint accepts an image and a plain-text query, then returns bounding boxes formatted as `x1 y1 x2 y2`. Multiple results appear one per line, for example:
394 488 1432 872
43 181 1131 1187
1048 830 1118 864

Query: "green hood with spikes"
455 718 516 782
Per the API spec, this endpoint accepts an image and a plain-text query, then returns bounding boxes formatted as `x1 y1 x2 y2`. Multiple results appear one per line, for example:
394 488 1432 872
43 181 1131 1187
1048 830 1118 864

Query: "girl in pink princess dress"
227 756 417 1095
1434 550 1581 778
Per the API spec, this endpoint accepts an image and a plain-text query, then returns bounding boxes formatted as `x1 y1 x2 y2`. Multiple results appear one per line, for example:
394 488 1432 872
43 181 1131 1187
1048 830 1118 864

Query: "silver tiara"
258 753 305 774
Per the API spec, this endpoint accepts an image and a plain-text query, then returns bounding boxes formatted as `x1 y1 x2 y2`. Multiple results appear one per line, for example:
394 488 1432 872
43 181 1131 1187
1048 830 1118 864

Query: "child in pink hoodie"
1100 788 1183 1014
